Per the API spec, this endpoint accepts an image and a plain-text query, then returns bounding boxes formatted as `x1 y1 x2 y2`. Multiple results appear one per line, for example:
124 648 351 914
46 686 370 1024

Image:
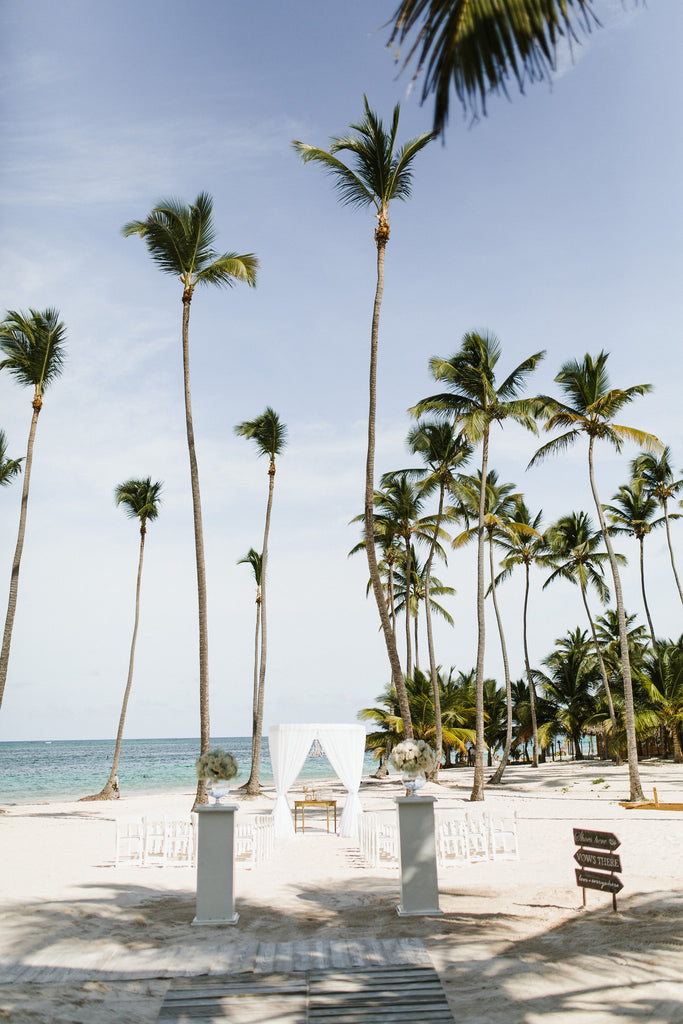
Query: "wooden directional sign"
574 849 622 872
573 828 621 851
575 868 623 894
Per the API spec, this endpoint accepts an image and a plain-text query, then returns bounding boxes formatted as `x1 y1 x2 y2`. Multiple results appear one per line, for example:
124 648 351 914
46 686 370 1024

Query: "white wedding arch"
268 723 366 838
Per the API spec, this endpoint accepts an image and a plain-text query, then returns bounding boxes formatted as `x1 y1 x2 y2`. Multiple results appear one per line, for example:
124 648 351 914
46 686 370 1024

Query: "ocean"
0 737 378 805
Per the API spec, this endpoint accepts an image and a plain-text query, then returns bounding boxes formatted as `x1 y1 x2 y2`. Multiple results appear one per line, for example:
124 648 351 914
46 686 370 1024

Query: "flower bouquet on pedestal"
390 740 436 797
196 748 238 803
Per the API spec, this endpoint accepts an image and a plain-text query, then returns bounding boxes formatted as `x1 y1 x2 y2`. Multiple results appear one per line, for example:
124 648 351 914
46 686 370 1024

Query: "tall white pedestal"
193 804 239 926
395 795 443 917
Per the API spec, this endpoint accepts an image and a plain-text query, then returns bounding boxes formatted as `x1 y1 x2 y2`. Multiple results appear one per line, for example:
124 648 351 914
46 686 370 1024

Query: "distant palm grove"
1 8 678 805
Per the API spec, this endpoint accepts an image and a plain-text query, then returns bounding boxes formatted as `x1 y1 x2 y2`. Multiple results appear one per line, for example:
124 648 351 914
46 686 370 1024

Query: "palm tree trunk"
580 585 621 764
182 293 210 808
588 436 644 802
388 561 397 635
240 594 261 791
424 484 445 780
639 536 656 644
246 463 276 795
672 724 683 764
0 400 40 710
662 499 683 605
404 535 413 679
364 234 413 737
523 563 540 767
471 428 489 801
413 606 419 672
487 533 514 784
85 525 147 799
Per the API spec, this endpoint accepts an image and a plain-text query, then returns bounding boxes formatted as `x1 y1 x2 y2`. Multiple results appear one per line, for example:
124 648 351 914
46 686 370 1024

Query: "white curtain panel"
268 723 366 838
269 724 314 837
316 724 366 838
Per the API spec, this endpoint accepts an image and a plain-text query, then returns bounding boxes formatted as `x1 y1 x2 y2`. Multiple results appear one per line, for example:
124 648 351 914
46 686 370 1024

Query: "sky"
0 0 681 743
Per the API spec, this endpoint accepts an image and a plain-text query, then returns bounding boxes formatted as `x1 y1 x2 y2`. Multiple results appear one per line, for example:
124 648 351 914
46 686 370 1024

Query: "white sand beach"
1 759 682 1023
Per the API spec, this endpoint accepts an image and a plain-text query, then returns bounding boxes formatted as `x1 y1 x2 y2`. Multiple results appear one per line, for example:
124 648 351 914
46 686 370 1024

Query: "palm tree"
237 548 262 787
530 351 662 801
0 431 22 488
387 0 599 133
392 548 455 672
604 479 662 643
492 499 550 772
293 100 434 739
639 638 683 763
536 628 600 760
0 308 66 711
375 472 444 679
83 478 162 800
412 331 544 800
405 419 472 776
123 193 257 805
349 511 402 634
631 447 683 606
235 408 287 795
453 470 523 780
544 511 623 761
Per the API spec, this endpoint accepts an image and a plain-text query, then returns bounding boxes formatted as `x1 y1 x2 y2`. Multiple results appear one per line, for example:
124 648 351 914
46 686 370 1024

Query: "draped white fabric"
268 724 366 838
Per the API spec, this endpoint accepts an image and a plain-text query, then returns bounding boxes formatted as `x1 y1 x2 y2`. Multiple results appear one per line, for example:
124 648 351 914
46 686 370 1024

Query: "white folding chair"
358 811 378 867
487 810 519 861
437 817 468 868
235 823 256 866
377 820 399 865
465 812 490 862
143 817 167 867
115 817 144 867
164 819 194 866
253 814 275 864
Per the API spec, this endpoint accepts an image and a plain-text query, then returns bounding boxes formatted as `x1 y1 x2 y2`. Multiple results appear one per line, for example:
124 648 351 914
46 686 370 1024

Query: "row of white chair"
235 815 275 868
356 809 519 870
115 816 196 867
437 811 519 867
114 813 276 868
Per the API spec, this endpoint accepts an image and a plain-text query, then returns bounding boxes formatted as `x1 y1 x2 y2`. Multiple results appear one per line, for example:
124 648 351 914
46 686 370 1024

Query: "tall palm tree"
387 0 599 133
530 351 662 802
237 547 263 788
412 331 544 800
0 431 22 488
544 511 622 761
492 499 550 772
604 479 662 644
392 548 455 672
83 478 162 800
631 447 683 606
293 100 434 738
0 308 66 711
349 511 402 634
453 470 522 780
406 419 472 776
235 408 287 795
123 193 257 805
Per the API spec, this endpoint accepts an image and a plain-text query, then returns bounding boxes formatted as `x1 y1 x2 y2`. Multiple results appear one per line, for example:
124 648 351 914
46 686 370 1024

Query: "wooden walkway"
158 962 454 1023
0 936 436 984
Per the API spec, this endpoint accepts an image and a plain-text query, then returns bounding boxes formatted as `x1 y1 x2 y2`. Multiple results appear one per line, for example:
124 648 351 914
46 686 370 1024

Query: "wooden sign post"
573 828 622 912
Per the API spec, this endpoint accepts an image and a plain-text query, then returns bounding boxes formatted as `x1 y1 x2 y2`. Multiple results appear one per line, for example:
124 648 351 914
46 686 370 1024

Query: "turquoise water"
0 737 377 804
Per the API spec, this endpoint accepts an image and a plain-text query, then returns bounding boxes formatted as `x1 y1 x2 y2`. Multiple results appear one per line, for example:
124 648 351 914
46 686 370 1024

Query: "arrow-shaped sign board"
573 828 620 851
574 849 622 872
575 868 623 894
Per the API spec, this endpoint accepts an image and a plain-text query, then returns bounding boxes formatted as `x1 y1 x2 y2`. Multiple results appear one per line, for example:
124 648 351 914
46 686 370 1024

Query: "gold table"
294 799 337 833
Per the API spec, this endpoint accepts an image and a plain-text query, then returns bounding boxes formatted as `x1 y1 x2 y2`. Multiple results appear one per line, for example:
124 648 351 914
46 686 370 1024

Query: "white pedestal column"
193 804 239 926
395 795 443 917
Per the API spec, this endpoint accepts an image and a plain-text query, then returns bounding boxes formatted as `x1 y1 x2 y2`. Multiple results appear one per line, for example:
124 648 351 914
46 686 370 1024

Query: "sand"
1 758 682 1023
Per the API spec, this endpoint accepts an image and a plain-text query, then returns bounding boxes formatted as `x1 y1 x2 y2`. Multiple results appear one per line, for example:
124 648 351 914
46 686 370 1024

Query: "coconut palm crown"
0 431 22 488
387 0 599 133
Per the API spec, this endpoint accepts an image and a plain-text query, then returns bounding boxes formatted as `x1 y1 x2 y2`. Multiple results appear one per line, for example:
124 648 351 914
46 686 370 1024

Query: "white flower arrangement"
196 748 238 782
390 739 436 775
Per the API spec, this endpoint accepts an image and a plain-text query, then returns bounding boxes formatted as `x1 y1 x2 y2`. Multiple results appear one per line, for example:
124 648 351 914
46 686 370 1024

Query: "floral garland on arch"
390 739 436 776
196 748 238 782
